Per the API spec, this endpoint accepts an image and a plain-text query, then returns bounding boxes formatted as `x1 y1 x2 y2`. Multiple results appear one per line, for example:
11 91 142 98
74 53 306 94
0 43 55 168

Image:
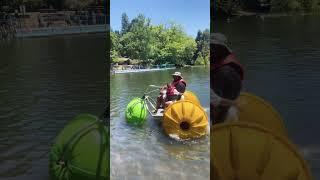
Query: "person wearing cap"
155 72 187 112
211 33 244 124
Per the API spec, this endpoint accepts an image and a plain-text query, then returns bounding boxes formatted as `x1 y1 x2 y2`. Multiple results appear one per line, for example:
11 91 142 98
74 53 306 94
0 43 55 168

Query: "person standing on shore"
211 33 244 124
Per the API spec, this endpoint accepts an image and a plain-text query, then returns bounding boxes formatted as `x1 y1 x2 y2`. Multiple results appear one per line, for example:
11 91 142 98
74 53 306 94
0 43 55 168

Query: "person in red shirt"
211 33 244 124
155 72 186 112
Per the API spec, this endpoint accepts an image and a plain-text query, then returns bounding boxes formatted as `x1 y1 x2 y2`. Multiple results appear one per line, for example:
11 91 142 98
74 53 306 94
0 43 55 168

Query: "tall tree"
201 28 210 58
121 13 130 34
111 31 121 63
194 29 210 65
194 30 203 61
120 14 152 61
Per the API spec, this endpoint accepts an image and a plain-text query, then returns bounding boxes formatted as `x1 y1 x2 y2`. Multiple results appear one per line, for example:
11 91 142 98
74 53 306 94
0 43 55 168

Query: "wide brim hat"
172 72 183 78
211 33 232 53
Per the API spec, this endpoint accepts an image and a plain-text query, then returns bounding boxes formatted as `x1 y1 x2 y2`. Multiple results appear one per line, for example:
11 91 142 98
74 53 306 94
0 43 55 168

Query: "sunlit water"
110 67 210 179
0 34 106 179
216 15 320 178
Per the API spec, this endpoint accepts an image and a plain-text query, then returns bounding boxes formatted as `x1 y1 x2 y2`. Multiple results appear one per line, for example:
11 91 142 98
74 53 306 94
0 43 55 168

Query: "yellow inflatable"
183 90 201 106
163 100 208 139
227 92 288 137
211 122 312 180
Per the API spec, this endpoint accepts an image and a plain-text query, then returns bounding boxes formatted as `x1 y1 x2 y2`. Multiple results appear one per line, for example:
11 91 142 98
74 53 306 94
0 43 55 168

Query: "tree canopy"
111 13 209 66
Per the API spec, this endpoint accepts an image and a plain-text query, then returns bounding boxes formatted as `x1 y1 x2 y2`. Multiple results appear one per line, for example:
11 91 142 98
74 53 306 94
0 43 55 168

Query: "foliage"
64 0 94 10
195 53 209 65
119 14 152 61
111 14 206 66
110 31 121 63
194 29 210 65
121 13 130 34
214 0 241 16
270 0 303 12
214 0 320 14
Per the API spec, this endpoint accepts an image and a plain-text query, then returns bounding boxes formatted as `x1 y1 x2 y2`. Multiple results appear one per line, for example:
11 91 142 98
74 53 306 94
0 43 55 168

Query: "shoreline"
111 67 176 74
111 65 208 75
0 10 108 39
15 24 109 38
218 11 320 19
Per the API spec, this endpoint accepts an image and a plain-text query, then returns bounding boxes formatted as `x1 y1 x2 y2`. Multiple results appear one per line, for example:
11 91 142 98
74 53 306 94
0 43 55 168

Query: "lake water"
215 15 320 178
0 34 106 179
110 67 210 179
2 15 319 180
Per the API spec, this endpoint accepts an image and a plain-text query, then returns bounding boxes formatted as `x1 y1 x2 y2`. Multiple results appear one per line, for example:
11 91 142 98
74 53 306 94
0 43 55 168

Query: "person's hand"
234 98 246 111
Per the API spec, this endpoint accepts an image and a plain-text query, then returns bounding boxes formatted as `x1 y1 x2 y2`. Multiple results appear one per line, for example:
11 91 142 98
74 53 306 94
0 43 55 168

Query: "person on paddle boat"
155 72 186 112
211 33 244 125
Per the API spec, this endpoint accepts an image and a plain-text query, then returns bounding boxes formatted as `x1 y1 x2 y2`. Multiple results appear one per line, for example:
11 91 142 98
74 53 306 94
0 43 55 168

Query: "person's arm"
175 82 186 95
173 89 181 95
211 89 222 106
211 89 237 107
219 98 236 107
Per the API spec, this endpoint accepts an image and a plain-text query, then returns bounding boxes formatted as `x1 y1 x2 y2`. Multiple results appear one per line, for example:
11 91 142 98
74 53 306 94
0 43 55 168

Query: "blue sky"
110 0 210 38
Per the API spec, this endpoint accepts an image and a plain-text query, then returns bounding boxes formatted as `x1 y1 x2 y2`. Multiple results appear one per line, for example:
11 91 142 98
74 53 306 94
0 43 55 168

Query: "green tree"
121 13 130 34
111 31 121 63
149 25 167 61
194 29 209 65
120 14 152 61
112 13 201 66
201 29 210 60
157 23 196 65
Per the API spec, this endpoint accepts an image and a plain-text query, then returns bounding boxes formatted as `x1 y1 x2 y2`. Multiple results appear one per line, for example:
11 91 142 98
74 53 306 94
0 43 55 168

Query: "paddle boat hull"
141 85 208 140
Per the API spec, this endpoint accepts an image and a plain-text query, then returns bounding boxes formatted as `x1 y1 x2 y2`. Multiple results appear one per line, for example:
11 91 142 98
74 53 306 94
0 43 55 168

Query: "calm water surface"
216 15 320 178
0 34 106 179
110 67 210 179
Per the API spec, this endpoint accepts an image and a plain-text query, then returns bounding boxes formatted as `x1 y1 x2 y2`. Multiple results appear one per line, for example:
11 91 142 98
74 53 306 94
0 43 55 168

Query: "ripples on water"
0 34 106 179
217 15 320 178
111 67 210 179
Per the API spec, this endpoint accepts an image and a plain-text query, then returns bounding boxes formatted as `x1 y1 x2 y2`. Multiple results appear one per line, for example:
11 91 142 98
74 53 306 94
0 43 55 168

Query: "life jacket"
167 79 187 96
212 53 244 81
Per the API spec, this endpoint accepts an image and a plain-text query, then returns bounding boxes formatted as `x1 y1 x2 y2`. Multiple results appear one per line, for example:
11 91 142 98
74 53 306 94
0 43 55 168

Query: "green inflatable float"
49 114 109 180
125 97 147 125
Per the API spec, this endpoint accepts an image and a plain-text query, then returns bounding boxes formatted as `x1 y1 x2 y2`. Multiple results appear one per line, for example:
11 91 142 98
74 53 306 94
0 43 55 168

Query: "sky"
110 0 210 38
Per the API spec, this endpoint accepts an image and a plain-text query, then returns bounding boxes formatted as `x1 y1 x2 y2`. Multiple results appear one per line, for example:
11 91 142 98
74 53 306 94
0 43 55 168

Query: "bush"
195 54 209 65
